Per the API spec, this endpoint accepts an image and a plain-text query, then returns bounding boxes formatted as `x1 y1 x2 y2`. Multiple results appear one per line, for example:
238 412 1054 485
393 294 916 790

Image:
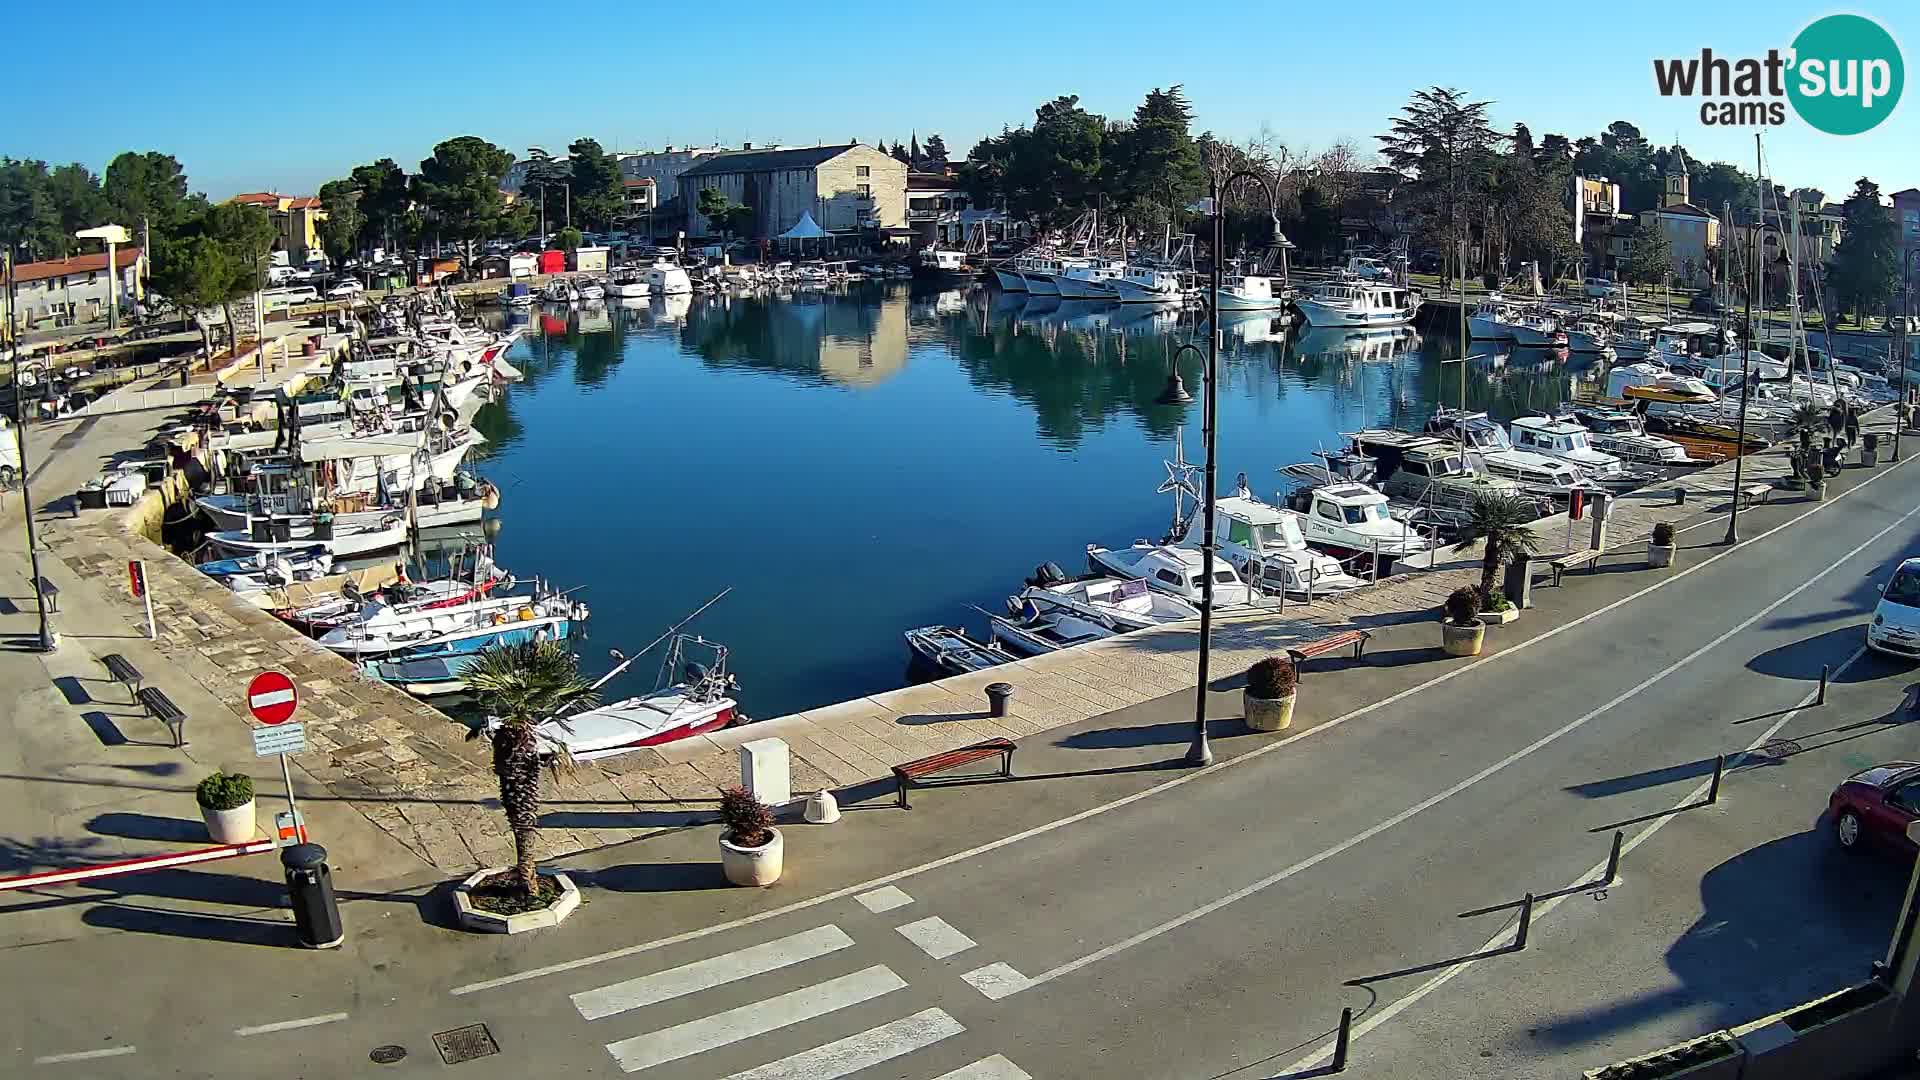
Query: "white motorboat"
1111 264 1194 304
1213 271 1288 312
604 271 651 299
904 625 1013 676
1185 493 1365 598
1011 563 1201 632
1509 415 1658 491
198 546 334 591
1502 306 1566 347
574 279 606 302
1554 404 1700 466
538 280 578 304
529 636 737 760
208 513 409 559
1469 298 1516 340
196 472 493 533
1086 542 1252 608
1606 363 1718 403
317 592 583 658
1277 470 1438 561
1294 279 1420 327
989 607 1115 657
643 250 694 296
1055 259 1125 300
1424 409 1586 500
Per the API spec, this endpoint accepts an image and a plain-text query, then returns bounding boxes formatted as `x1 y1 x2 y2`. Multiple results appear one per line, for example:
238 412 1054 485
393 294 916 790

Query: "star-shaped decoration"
1157 428 1200 500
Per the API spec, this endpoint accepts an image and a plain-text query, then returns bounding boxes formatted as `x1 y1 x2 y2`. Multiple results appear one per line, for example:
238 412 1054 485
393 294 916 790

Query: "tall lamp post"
1157 169 1283 768
2 254 54 652
1724 219 1758 545
1896 250 1917 463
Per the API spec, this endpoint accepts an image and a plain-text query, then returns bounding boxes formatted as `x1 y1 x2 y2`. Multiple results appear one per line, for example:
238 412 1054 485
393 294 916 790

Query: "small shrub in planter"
1652 522 1676 546
1441 585 1486 656
196 770 256 843
718 785 783 887
1244 656 1298 732
1649 521 1678 568
1480 587 1519 624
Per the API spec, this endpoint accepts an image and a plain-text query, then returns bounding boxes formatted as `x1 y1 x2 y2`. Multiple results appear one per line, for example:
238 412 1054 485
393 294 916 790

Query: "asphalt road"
8 452 1920 1079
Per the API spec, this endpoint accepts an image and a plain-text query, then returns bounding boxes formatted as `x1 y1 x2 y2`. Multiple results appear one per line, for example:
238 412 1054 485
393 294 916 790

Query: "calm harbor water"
471 285 1601 721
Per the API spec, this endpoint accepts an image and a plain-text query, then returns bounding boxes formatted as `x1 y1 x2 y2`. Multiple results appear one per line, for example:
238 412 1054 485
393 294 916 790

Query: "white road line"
449 455 1912 997
935 1055 1037 1080
1279 644 1872 1075
604 964 906 1073
895 915 977 960
854 885 914 913
34 1046 137 1065
960 962 1032 1000
573 925 854 1021
1013 497 1920 997
719 1007 964 1080
233 1012 349 1037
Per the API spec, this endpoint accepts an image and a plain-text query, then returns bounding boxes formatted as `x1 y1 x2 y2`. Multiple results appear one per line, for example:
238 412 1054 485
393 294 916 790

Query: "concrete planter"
1734 982 1896 1080
1243 691 1296 732
1649 543 1676 569
1862 447 1880 468
1481 606 1519 625
720 827 784 887
201 799 257 844
1441 620 1485 656
1811 483 1827 502
452 868 581 934
1584 1031 1743 1080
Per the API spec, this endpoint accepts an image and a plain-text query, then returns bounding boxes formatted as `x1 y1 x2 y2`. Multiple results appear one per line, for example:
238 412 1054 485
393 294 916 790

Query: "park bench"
135 686 186 749
893 738 1016 809
1549 549 1603 586
33 576 58 613
101 653 143 702
1286 629 1372 676
1737 483 1772 508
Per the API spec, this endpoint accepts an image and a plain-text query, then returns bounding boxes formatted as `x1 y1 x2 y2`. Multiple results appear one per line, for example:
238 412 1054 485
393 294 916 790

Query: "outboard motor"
1025 562 1068 588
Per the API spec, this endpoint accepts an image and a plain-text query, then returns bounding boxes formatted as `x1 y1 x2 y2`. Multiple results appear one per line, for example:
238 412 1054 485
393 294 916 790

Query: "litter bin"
986 682 1014 719
281 843 343 949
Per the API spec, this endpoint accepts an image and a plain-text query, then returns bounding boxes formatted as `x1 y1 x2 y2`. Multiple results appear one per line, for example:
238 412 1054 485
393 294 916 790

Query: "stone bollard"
739 737 791 806
803 790 841 824
986 682 1014 718
1673 487 1687 506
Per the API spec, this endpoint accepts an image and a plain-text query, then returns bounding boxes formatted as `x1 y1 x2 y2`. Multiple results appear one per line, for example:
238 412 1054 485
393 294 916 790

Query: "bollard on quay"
986 682 1014 719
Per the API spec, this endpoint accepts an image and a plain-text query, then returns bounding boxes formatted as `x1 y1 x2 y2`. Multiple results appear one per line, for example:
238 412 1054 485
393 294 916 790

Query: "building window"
857 166 870 177
858 184 871 198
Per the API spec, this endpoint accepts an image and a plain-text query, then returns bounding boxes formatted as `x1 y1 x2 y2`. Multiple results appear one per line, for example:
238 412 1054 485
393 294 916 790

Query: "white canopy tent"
778 211 831 255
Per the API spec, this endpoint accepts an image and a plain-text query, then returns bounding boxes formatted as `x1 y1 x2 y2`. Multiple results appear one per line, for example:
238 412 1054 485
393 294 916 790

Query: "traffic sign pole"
129 560 155 640
246 671 304 852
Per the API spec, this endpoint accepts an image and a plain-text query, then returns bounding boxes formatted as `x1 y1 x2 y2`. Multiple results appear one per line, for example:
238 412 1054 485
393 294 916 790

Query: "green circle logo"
1788 14 1904 135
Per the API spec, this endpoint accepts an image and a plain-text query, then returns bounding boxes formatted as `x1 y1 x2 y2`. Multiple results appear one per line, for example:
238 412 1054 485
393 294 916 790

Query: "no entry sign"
247 670 299 725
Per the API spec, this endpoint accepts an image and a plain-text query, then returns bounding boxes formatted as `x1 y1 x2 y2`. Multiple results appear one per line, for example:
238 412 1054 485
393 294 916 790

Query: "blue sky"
13 1 1916 202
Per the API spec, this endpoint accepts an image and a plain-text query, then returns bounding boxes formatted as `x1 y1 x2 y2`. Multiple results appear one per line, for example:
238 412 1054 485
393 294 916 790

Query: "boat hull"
1469 315 1509 340
1024 273 1060 296
992 267 1028 292
1294 299 1414 327
1110 278 1185 304
1214 290 1287 312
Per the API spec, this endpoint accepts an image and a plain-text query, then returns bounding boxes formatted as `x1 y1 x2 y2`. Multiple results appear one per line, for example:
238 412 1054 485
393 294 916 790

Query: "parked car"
1583 276 1626 299
325 279 366 299
1867 558 1920 659
1688 293 1726 315
1830 762 1920 853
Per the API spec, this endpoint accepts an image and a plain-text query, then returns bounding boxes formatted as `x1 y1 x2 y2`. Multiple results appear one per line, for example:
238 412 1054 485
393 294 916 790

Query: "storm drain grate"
433 1024 500 1065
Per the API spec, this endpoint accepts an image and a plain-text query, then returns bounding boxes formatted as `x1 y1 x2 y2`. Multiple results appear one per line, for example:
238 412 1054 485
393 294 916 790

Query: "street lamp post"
1724 222 1757 545
1897 251 1917 463
1167 169 1284 768
3 254 54 652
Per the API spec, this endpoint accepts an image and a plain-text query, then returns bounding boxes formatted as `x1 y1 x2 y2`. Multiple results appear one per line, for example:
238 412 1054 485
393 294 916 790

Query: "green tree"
1827 177 1899 322
463 640 598 896
348 158 410 252
1452 492 1542 605
521 149 572 233
147 231 236 354
1291 183 1342 262
410 136 516 264
552 226 583 253
1690 161 1758 216
1377 87 1504 279
0 159 61 260
1113 86 1204 233
201 201 276 345
696 186 751 240
922 133 949 167
102 151 194 235
46 164 108 255
316 180 365 267
567 137 625 231
1624 218 1674 295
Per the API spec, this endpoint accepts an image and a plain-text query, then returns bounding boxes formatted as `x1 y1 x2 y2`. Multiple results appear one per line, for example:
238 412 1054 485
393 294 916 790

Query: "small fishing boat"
1509 415 1662 492
278 562 511 635
199 546 335 589
360 655 477 697
1277 468 1438 563
538 280 578 304
316 591 583 658
206 513 409 559
903 625 1013 676
1294 279 1420 327
528 636 739 760
574 279 606 302
1011 563 1201 631
1192 492 1367 598
1554 404 1701 466
988 606 1115 657
604 270 651 299
1085 542 1252 608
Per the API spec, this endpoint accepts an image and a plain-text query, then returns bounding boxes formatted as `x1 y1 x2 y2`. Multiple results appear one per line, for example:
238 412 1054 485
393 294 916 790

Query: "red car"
1829 762 1920 853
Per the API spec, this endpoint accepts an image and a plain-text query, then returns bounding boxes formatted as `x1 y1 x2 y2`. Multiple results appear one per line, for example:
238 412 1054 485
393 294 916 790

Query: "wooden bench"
893 738 1016 809
1549 549 1603 586
1737 483 1772 508
101 653 143 702
33 575 58 613
1286 629 1371 675
135 686 186 749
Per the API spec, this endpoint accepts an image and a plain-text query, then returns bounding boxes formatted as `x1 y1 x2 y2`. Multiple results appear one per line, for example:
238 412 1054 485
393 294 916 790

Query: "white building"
677 144 906 241
6 248 145 331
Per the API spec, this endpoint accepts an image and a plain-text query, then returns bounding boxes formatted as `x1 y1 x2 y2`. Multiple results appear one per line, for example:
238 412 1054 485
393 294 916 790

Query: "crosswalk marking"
935 1055 1036 1080
854 885 914 913
719 1008 964 1080
604 965 907 1073
960 962 1031 1001
573 925 855 1020
895 915 977 960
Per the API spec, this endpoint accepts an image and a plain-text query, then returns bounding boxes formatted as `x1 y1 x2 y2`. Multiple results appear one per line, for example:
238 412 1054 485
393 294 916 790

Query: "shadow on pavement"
83 903 296 948
85 812 205 843
0 834 110 875
1058 717 1252 749
1567 757 1726 800
540 809 716 830
79 709 131 747
51 675 91 706
578 861 728 893
1748 625 1887 684
1533 828 1909 1048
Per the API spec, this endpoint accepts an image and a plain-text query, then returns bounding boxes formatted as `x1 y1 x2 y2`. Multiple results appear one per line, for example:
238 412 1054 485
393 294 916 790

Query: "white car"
1867 558 1920 659
1583 276 1625 299
326 279 366 299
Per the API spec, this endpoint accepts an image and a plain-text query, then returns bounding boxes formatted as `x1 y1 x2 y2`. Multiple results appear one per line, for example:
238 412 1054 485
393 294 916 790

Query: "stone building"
1634 157 1720 287
676 144 906 241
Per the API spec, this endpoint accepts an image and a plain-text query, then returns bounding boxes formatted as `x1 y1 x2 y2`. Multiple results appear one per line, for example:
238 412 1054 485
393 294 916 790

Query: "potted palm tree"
1243 655 1298 732
718 786 783 886
1649 521 1677 568
1453 492 1541 620
196 771 256 843
455 640 597 932
1441 585 1486 656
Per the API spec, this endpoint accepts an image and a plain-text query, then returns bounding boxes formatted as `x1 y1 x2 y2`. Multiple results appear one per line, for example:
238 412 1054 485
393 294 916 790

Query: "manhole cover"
369 1045 407 1065
433 1023 500 1065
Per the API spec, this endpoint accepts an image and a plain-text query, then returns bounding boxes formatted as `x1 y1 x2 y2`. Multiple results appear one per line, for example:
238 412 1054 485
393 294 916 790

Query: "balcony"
906 208 940 222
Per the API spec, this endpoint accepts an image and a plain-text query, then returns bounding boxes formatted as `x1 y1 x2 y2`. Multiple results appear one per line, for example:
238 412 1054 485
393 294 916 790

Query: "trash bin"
1504 553 1534 610
281 843 344 949
986 682 1014 719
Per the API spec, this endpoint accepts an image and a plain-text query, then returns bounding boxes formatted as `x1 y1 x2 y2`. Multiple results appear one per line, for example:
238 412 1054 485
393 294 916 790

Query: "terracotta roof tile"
12 247 142 285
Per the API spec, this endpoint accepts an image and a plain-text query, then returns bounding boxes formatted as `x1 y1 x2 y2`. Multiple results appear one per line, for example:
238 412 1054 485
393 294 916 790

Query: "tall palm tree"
1452 491 1542 604
464 640 598 895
